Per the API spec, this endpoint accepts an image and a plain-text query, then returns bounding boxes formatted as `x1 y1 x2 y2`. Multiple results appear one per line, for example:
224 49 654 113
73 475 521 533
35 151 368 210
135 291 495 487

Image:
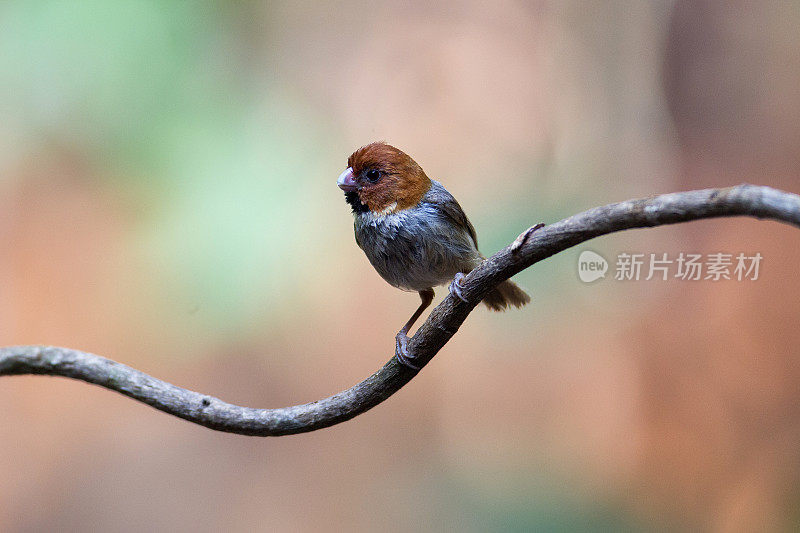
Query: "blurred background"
1 1 799 531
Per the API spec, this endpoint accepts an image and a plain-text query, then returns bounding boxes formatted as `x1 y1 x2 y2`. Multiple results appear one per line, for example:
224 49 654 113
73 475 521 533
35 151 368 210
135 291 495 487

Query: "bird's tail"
481 279 530 311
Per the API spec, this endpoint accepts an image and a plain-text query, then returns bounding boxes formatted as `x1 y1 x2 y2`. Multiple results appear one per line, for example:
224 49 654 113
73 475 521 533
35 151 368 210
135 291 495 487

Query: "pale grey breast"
354 181 482 292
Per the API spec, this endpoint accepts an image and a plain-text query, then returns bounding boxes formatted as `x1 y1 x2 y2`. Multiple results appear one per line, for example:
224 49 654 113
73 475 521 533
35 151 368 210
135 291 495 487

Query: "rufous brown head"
338 142 432 214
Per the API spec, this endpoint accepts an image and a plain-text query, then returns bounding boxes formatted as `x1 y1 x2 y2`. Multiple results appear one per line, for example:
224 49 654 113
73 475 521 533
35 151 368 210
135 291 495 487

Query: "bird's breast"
353 205 480 291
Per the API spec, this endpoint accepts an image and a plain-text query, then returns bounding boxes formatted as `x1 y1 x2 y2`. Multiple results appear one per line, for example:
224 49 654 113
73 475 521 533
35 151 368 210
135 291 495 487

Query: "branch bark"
2 184 798 436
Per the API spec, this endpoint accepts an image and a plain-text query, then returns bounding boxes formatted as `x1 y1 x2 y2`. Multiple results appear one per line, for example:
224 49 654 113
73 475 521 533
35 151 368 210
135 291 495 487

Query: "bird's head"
338 142 432 215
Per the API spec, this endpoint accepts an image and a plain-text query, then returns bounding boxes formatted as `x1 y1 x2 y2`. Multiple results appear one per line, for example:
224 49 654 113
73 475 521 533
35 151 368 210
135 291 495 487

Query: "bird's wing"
427 184 479 250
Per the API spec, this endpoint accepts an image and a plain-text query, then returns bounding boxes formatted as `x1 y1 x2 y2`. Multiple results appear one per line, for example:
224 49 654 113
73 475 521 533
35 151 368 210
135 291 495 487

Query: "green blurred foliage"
0 1 339 332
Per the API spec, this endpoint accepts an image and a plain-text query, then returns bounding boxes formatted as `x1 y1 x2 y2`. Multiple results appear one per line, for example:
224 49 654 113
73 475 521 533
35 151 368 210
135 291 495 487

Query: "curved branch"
2 184 799 436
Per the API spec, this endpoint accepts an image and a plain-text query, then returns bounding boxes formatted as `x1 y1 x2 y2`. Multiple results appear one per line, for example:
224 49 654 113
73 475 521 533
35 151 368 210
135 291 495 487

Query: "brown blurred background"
1 1 799 531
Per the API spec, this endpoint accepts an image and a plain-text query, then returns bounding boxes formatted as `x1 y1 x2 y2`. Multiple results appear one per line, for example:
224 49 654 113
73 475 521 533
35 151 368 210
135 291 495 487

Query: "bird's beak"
337 167 358 192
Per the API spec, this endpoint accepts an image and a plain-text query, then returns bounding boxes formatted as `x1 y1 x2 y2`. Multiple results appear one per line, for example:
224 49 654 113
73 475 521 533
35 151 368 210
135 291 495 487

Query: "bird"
337 142 530 369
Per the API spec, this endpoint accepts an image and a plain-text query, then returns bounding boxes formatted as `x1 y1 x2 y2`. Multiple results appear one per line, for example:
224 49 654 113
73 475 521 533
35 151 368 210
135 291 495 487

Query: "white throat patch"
357 203 407 227
379 202 398 215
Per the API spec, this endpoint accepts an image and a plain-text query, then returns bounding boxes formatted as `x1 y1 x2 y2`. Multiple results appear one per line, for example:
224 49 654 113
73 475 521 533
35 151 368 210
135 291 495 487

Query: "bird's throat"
344 191 369 214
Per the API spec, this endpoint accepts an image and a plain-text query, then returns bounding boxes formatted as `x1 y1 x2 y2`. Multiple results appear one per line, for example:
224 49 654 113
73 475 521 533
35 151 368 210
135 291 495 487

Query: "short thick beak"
337 167 358 192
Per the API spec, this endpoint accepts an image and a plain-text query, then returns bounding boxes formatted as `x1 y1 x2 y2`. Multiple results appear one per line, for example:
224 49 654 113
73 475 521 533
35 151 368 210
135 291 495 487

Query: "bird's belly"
355 213 479 291
368 245 456 291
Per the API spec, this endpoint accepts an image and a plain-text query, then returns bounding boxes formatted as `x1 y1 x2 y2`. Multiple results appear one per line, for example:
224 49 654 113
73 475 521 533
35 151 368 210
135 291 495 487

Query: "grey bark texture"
1 184 798 436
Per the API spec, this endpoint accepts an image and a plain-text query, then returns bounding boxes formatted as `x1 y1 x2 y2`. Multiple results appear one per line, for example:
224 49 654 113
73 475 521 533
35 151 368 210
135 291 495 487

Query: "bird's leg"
395 288 435 370
449 272 469 303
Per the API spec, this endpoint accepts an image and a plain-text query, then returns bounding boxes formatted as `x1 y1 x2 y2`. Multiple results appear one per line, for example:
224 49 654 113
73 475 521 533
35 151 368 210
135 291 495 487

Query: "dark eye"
366 169 380 183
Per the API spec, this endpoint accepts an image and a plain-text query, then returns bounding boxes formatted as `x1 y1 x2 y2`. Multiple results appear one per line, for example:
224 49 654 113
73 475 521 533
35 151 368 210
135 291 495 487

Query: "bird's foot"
395 332 421 370
449 272 469 303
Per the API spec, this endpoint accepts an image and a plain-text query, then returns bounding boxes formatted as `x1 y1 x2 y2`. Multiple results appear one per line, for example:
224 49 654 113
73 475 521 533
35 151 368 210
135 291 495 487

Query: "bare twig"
2 184 798 436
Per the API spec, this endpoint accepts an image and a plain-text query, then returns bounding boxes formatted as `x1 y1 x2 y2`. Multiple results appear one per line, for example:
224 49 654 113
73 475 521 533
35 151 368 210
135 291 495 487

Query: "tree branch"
2 184 798 436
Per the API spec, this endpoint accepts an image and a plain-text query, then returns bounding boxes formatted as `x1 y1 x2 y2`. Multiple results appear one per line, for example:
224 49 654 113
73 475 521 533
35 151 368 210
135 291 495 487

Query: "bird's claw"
395 332 421 371
449 272 469 303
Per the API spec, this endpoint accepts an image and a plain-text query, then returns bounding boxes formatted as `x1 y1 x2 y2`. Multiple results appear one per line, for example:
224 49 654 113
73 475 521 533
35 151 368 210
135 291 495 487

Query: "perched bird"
338 142 530 369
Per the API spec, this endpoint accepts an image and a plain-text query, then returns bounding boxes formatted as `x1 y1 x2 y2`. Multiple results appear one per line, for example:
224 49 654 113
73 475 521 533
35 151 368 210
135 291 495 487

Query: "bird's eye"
366 169 380 183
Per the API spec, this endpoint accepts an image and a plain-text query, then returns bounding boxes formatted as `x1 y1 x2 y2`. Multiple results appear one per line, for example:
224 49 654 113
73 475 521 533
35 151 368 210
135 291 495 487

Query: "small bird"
338 142 530 369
